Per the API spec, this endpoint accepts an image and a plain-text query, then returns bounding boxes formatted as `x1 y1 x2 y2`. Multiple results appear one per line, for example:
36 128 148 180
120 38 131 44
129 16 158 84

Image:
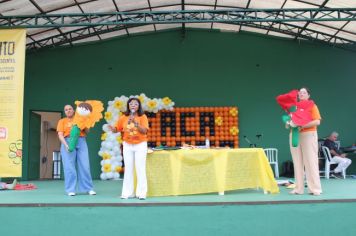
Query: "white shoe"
68 192 76 196
120 196 128 199
88 190 96 195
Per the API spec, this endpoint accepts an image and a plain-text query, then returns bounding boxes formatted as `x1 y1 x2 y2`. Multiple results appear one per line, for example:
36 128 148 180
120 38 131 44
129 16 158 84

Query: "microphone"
244 135 256 148
129 109 135 124
243 135 252 145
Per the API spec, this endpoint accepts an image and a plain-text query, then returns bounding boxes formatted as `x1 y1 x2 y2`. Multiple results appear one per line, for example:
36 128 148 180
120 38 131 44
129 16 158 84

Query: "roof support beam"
1 8 355 28
25 19 355 52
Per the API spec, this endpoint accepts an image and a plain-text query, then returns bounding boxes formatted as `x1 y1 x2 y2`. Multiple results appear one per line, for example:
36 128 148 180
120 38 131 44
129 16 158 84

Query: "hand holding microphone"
129 109 137 126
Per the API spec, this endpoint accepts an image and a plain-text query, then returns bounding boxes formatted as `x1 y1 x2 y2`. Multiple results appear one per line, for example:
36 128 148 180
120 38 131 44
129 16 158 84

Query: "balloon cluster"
146 107 239 148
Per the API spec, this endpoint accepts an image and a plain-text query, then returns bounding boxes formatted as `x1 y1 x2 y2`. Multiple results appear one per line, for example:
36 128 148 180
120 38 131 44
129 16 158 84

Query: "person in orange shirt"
57 104 96 196
109 98 149 200
288 88 322 196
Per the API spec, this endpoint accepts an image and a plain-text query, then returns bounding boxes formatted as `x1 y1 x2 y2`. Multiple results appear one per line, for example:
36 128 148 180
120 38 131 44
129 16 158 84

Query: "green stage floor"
1 179 356 236
1 178 356 205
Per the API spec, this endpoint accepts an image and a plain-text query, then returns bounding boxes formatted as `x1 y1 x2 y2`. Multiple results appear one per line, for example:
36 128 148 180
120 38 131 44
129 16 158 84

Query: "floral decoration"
229 107 238 117
229 126 239 136
8 140 22 165
215 116 223 126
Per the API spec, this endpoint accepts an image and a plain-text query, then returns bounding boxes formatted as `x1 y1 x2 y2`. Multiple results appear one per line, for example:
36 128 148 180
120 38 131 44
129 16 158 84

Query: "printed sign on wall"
0 29 26 177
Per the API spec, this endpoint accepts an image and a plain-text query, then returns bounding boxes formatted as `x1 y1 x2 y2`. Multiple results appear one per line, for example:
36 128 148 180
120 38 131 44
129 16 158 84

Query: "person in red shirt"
288 87 322 196
109 98 149 200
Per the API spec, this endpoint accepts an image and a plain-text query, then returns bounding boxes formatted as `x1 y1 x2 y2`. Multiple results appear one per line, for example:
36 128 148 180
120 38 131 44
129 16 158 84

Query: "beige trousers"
290 131 322 194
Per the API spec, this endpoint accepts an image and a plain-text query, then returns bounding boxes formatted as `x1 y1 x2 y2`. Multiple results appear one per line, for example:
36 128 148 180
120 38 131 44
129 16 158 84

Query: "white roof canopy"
0 0 355 50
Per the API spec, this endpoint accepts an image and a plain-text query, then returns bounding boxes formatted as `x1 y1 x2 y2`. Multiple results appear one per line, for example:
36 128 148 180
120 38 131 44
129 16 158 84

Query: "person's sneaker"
331 172 343 179
88 190 96 195
67 192 76 196
120 196 128 199
6 179 17 190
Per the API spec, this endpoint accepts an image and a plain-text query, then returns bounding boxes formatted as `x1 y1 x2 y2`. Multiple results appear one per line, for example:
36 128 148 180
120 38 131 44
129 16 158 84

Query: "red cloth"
276 90 298 112
14 183 37 190
291 100 314 126
276 90 314 126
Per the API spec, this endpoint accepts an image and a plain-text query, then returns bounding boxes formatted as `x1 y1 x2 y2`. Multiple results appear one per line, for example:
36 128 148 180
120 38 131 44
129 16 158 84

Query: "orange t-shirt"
116 114 149 144
57 117 86 137
300 104 321 133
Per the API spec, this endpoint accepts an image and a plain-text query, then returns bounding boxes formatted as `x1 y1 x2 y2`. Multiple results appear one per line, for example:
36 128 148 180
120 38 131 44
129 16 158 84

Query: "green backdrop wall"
23 30 356 179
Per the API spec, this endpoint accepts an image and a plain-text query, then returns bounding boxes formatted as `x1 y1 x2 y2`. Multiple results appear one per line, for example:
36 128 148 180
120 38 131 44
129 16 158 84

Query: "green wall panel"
23 30 356 179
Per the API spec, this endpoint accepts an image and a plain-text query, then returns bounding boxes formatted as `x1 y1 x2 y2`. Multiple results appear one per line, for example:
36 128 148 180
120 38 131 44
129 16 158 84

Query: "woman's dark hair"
124 97 144 116
299 87 311 95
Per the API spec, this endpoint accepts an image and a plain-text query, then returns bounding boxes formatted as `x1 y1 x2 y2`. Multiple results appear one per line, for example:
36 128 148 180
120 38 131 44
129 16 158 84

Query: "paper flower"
112 96 129 112
229 126 239 136
116 135 123 144
73 100 104 130
146 98 159 113
229 107 238 117
101 132 107 141
104 112 112 122
215 116 223 126
137 93 148 104
113 100 125 111
161 97 175 110
102 163 112 173
101 152 111 160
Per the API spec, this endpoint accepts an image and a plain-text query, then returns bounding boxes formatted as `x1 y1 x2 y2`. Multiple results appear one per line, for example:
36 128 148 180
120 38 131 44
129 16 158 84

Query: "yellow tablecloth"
146 148 279 197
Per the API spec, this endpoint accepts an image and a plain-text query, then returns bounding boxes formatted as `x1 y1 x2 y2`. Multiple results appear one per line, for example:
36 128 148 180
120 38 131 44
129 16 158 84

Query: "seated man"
323 132 352 178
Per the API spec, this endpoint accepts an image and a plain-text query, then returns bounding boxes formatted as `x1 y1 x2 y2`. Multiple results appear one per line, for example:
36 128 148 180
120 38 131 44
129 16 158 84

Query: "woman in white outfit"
109 98 149 200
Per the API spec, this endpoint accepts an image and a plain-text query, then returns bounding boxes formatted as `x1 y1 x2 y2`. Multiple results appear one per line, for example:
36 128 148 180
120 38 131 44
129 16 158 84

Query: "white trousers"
122 141 148 198
332 156 352 173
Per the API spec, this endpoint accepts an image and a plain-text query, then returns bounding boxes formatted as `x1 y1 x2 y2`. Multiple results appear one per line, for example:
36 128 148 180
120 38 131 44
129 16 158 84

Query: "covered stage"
1 179 356 236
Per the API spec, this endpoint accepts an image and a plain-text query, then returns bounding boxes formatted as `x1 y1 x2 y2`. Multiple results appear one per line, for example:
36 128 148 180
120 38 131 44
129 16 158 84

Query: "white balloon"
113 173 120 180
104 141 111 149
102 124 110 132
100 173 107 180
106 172 114 179
108 135 116 142
112 146 120 153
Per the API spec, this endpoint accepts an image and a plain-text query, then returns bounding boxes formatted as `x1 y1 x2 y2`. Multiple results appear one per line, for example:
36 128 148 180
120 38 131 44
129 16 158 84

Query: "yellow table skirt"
146 148 279 197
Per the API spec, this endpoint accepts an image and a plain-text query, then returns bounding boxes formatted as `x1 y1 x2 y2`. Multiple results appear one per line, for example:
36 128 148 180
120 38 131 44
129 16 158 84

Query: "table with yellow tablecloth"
146 148 279 197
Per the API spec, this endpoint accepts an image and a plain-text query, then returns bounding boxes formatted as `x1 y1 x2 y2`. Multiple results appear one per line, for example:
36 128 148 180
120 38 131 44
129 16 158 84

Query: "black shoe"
331 172 343 179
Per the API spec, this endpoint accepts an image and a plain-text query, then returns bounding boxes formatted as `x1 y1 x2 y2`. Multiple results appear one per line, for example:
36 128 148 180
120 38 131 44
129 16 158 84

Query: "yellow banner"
0 29 26 177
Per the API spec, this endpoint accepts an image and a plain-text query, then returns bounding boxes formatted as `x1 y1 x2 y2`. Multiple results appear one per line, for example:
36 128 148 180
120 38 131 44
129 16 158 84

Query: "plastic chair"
264 148 279 178
321 146 346 179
